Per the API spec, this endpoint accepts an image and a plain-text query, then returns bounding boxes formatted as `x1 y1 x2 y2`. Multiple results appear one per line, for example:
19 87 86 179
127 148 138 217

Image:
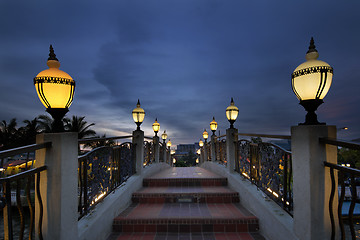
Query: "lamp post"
199 139 204 163
34 45 75 132
132 100 145 174
226 98 239 129
210 117 218 162
202 129 209 162
167 139 172 166
161 130 167 163
210 117 218 135
152 118 160 136
199 140 204 148
132 99 145 130
291 37 333 125
152 118 160 163
225 98 238 173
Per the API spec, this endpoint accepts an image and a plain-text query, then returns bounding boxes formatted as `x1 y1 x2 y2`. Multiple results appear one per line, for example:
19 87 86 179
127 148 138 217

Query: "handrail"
324 161 360 175
144 136 153 140
0 142 52 159
324 161 360 239
237 133 291 139
214 134 226 139
0 165 47 181
78 135 132 144
320 137 360 150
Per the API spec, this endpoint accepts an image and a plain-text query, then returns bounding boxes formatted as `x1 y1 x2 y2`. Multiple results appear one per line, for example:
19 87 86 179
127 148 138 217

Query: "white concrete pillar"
153 136 160 163
292 125 338 240
132 130 144 174
226 128 238 173
211 135 216 162
35 132 78 240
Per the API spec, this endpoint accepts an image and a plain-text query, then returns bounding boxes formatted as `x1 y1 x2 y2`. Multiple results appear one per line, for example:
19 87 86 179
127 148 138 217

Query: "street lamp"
210 117 218 135
132 99 145 130
203 129 208 142
161 130 167 143
152 118 160 136
292 37 333 125
199 140 204 147
167 139 172 148
226 98 239 129
34 45 75 132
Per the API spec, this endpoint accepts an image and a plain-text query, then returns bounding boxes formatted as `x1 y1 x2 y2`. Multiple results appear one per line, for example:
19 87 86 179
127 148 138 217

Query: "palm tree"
21 117 41 145
37 114 54 133
63 116 96 139
0 118 19 150
0 118 19 168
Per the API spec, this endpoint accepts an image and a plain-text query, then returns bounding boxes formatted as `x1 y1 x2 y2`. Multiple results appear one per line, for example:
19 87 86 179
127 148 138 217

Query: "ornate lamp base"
46 108 69 132
299 99 325 125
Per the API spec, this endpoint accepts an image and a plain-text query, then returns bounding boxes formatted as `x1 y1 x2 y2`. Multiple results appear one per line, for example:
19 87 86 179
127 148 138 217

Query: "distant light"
161 130 168 141
167 139 172 148
202 129 208 140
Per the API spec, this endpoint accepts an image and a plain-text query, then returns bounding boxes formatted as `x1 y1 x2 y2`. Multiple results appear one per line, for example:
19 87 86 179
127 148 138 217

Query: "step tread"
134 186 238 194
115 203 256 221
107 232 266 240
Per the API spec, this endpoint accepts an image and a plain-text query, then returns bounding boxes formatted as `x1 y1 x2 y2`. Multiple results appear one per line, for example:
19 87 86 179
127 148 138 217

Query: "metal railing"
236 139 293 215
321 137 360 240
78 136 135 220
0 142 51 240
214 135 227 165
144 140 154 166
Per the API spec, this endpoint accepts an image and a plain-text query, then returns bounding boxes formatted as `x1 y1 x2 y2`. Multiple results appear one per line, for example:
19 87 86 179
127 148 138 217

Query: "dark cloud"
0 1 359 145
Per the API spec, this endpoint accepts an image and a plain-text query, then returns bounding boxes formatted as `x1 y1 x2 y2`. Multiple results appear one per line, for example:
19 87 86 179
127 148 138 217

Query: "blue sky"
0 1 359 145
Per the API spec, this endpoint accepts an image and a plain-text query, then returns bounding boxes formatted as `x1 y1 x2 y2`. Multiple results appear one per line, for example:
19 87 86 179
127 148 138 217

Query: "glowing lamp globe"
292 38 333 125
202 129 209 141
152 118 160 135
199 140 204 147
167 139 172 148
132 99 145 130
210 117 218 134
226 98 239 128
161 130 168 141
34 45 75 132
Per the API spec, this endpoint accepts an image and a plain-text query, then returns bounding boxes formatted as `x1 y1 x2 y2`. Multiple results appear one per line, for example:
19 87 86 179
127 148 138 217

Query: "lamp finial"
48 44 59 61
307 37 318 53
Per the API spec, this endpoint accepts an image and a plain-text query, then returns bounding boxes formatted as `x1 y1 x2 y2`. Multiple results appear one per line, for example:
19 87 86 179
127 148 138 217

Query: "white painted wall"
201 161 299 240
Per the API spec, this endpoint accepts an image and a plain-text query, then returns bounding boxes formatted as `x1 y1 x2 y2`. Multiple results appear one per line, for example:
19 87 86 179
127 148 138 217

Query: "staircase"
108 167 265 240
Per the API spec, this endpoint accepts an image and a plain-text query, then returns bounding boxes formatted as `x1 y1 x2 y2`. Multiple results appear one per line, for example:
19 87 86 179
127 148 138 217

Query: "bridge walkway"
108 167 265 240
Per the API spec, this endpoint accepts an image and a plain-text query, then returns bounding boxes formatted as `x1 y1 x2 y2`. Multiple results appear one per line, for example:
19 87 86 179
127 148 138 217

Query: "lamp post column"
154 136 160 163
132 129 144 175
163 141 167 163
291 125 338 240
211 135 216 162
168 147 171 166
203 140 208 162
35 132 78 240
226 127 238 173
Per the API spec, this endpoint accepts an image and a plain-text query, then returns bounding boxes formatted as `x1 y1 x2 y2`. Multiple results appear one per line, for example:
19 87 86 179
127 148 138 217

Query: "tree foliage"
338 148 360 169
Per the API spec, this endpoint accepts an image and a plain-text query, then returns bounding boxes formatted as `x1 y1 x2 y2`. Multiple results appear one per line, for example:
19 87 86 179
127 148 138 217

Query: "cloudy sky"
0 1 359 146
